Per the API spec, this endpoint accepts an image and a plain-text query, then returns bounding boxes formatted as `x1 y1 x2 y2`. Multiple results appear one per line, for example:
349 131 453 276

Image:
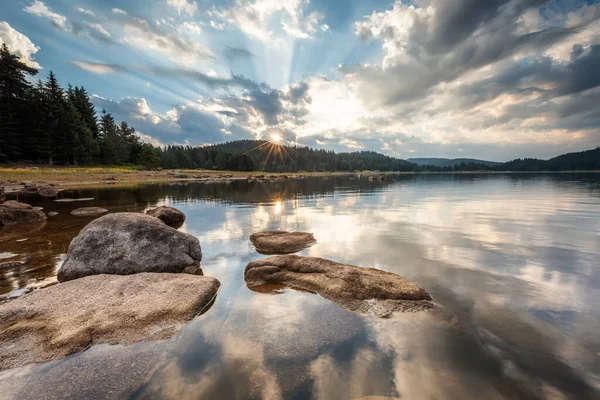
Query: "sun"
271 133 282 143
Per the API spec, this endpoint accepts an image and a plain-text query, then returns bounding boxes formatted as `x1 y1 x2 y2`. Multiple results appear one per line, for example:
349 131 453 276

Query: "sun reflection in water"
274 200 283 214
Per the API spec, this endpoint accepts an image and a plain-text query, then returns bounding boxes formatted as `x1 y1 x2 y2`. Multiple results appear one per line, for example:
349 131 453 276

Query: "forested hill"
200 140 415 172
498 147 600 171
408 158 501 167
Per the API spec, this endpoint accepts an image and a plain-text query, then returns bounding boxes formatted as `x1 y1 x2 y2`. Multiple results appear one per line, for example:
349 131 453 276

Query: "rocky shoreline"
1 197 433 372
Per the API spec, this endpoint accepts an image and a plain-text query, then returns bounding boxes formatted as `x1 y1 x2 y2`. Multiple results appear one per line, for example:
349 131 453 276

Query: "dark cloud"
427 0 549 51
353 0 595 107
454 44 600 112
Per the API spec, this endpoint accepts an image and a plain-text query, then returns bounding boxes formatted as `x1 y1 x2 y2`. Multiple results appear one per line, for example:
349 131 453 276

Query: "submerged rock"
54 197 94 203
0 273 220 370
245 255 433 317
0 201 46 226
0 261 26 269
250 231 316 254
58 213 203 282
146 206 186 228
70 207 108 216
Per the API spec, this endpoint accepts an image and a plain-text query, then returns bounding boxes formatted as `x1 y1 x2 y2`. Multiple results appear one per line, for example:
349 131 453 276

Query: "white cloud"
0 22 42 69
166 0 197 17
112 8 127 15
84 23 110 38
211 0 328 42
181 21 202 35
76 8 96 17
121 17 213 65
339 138 364 150
24 1 68 30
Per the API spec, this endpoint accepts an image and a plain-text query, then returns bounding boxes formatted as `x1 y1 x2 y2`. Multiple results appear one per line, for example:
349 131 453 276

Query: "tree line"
1 44 598 172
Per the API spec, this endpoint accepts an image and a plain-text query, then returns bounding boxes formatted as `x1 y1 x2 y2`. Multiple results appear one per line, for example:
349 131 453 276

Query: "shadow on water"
1 173 600 399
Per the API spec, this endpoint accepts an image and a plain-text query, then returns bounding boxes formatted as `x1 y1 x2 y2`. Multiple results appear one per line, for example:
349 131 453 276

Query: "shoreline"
1 167 599 190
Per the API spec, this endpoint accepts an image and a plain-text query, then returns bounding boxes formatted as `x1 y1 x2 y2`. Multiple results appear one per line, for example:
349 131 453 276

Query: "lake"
1 173 600 399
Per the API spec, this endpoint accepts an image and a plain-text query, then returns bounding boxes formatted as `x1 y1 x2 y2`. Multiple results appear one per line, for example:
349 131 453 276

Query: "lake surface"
1 174 600 399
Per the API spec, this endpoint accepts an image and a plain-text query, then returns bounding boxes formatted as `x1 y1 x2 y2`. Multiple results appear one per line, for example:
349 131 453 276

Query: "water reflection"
1 174 600 399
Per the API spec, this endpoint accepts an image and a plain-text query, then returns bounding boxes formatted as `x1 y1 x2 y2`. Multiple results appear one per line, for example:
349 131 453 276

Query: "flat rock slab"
58 213 203 282
245 255 433 317
0 201 46 226
70 207 108 216
146 206 186 228
54 198 95 203
250 231 316 254
0 273 220 371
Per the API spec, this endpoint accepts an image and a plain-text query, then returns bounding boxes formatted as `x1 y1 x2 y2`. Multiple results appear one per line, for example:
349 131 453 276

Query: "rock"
0 273 220 370
55 197 94 202
18 186 41 197
0 187 5 202
0 261 26 269
245 255 434 317
58 213 203 282
70 207 109 216
38 186 58 197
173 173 190 179
250 231 316 254
47 211 58 217
146 206 186 228
0 201 46 226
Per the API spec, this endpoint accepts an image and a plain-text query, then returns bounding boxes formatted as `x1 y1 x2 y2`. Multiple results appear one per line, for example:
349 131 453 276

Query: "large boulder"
245 255 433 317
250 231 316 254
58 213 203 282
146 206 186 228
0 201 46 226
0 273 220 370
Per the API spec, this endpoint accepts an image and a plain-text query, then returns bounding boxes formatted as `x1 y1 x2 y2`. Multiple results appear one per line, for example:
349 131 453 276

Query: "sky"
1 0 599 161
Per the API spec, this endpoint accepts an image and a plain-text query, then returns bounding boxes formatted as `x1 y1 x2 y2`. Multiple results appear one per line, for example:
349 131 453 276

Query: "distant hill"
408 158 501 167
498 147 600 171
200 140 415 172
156 140 600 172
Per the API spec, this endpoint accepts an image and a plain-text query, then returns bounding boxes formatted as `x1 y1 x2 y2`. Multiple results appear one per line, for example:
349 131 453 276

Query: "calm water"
1 174 600 399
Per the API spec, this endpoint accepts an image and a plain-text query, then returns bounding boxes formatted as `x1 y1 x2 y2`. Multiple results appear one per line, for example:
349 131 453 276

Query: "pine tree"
0 43 38 161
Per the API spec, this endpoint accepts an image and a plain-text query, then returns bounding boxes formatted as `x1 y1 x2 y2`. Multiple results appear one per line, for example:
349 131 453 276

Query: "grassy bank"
0 166 360 189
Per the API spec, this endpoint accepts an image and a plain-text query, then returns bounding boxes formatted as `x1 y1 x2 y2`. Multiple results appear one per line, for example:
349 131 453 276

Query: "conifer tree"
0 43 38 161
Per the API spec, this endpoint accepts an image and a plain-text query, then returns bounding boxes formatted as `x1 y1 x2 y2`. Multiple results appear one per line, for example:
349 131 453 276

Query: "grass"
0 165 355 189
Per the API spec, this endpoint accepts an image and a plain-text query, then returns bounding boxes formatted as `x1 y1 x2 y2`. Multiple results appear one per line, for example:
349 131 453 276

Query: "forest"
1 44 598 172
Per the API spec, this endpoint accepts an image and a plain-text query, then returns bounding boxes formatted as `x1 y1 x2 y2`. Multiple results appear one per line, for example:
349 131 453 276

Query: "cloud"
84 22 110 39
88 73 313 145
222 46 254 61
76 8 96 17
0 21 41 68
91 94 251 146
209 0 328 42
71 61 124 74
122 17 214 64
166 0 197 17
24 1 114 43
286 0 600 160
24 0 68 30
112 8 127 15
